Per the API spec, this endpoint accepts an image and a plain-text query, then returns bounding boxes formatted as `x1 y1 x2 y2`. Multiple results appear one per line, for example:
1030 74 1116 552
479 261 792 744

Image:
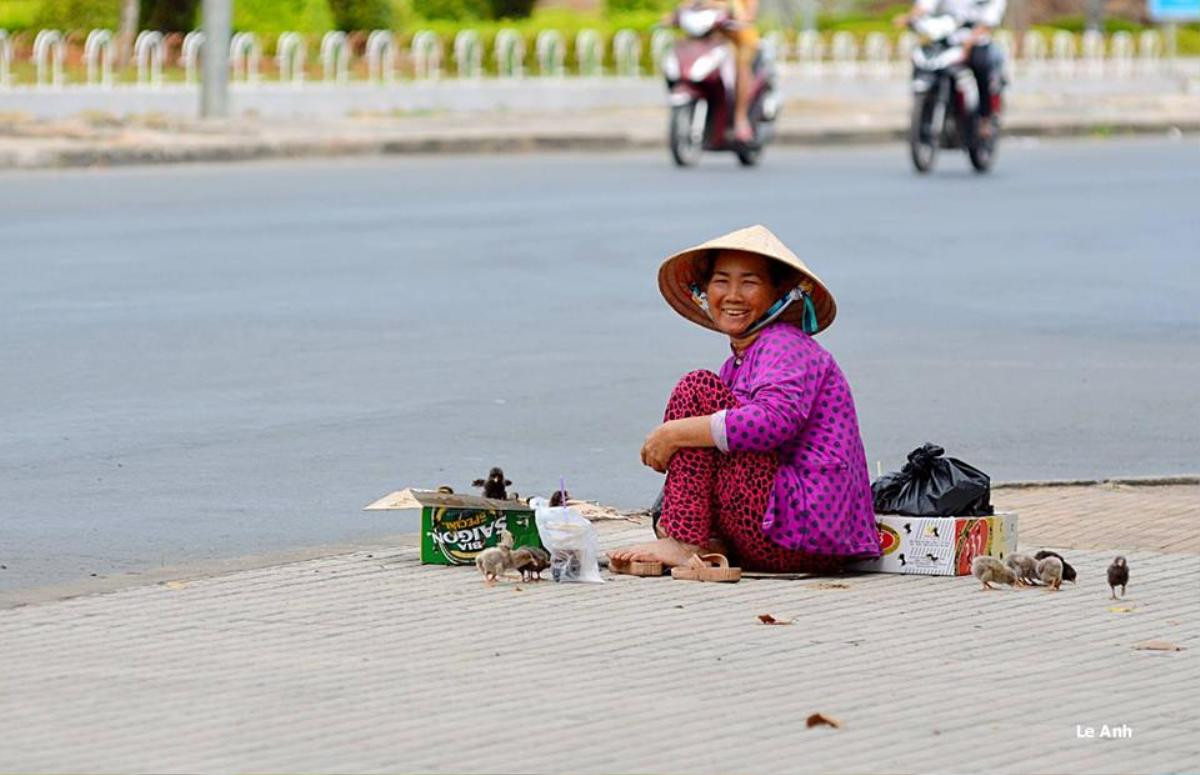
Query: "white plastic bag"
531 497 604 584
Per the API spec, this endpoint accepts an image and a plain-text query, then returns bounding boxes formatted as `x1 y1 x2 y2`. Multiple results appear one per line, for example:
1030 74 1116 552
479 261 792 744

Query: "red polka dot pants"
658 370 844 574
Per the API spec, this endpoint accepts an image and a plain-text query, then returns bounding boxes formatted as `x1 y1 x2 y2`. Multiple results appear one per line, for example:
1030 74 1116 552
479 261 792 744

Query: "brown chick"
1005 554 1040 586
513 545 551 581
474 529 516 586
510 548 534 581
1036 555 1063 591
1034 550 1077 583
1107 556 1129 599
972 555 1018 591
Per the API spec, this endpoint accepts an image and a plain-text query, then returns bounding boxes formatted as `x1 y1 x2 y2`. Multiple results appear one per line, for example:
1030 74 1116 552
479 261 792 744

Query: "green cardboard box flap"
364 488 542 565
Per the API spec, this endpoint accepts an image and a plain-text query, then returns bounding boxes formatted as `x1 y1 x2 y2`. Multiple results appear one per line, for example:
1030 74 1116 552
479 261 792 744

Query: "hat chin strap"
690 284 819 335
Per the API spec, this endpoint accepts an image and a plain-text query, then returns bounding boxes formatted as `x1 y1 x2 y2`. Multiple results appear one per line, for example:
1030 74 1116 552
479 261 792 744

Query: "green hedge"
604 0 671 14
412 0 489 21
488 0 536 19
329 0 392 29
233 0 335 35
32 0 119 29
140 0 200 31
0 0 39 29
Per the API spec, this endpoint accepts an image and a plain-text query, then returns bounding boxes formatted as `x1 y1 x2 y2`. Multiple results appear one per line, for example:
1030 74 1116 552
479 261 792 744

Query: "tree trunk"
117 0 140 67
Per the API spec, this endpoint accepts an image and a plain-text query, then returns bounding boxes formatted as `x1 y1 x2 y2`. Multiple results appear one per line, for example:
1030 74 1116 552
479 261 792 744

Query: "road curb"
994 474 1200 489
2 119 1197 170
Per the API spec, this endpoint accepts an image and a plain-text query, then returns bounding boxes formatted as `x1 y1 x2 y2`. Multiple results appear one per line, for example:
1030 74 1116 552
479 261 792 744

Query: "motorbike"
908 14 1004 173
660 3 779 167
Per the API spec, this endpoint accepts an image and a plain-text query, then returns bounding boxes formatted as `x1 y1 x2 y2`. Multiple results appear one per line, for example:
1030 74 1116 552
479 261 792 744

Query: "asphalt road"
3 138 1197 591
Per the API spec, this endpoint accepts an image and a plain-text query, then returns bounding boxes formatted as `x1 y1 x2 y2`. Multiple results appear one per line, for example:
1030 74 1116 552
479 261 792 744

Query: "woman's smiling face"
704 251 780 338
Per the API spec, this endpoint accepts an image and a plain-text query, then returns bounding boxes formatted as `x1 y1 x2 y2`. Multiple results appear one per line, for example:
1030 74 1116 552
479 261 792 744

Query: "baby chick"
513 545 551 582
1035 555 1063 591
1034 550 1077 584
475 529 516 587
1107 556 1129 599
1005 553 1040 586
510 548 534 581
472 467 512 500
972 555 1018 591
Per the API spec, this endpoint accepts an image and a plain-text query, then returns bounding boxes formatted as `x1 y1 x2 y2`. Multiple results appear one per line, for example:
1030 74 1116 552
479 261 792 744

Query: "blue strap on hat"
689 284 819 335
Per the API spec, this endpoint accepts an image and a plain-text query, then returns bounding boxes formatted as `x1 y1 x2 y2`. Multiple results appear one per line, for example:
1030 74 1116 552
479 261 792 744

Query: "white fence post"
1021 29 1046 77
535 29 564 77
494 29 524 78
453 30 482 78
411 31 442 79
830 31 857 77
181 30 204 84
1051 30 1075 77
576 29 602 76
1138 29 1162 75
366 30 395 83
895 31 916 77
230 31 261 83
0 29 10 88
276 32 306 86
134 30 165 87
795 29 823 77
1081 29 1104 77
33 29 65 88
320 31 349 83
992 29 1014 82
763 29 788 63
84 29 114 87
863 31 890 78
612 29 641 76
650 28 675 74
1110 30 1133 78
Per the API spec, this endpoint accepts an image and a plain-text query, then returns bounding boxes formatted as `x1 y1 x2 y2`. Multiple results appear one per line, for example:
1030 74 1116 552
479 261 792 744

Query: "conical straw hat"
657 224 837 334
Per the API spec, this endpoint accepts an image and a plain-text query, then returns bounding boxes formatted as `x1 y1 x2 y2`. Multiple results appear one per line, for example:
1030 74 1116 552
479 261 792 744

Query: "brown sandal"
608 557 665 577
670 553 742 583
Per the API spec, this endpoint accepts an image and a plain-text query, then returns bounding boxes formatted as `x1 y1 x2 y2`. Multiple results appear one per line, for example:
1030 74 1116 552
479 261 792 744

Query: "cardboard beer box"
364 488 542 565
850 512 1018 576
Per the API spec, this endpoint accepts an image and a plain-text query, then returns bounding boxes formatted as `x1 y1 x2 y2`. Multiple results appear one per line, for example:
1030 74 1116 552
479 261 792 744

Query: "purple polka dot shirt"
711 322 881 558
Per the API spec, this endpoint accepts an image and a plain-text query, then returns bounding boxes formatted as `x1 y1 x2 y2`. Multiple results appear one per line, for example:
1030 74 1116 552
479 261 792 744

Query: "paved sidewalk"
1 482 1196 773
2 93 1198 169
996 480 1200 554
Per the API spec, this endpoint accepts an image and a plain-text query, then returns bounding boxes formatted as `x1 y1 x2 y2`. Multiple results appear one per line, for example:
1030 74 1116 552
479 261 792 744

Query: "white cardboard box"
850 512 1018 576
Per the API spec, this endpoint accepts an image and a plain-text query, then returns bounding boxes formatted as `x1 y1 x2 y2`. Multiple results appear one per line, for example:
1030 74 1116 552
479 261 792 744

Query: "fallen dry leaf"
758 614 796 625
806 713 842 729
806 582 852 590
1108 605 1136 614
164 580 188 590
1134 640 1183 652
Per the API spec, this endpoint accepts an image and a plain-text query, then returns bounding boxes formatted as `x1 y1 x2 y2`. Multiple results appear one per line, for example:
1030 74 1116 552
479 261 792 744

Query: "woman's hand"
641 422 680 473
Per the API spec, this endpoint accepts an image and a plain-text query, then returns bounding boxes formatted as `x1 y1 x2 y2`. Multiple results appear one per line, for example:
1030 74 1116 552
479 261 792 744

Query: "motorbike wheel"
909 95 937 174
670 102 704 168
968 117 998 173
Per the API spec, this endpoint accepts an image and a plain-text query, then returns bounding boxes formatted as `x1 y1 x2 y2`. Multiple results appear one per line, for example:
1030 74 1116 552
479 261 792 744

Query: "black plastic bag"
872 443 993 516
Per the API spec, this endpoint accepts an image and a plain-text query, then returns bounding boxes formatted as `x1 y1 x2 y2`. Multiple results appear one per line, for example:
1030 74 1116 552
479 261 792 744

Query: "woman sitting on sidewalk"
610 225 881 574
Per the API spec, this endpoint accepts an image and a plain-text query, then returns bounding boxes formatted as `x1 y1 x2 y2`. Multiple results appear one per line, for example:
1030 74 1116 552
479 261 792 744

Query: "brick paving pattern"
997 483 1200 554
1 487 1197 774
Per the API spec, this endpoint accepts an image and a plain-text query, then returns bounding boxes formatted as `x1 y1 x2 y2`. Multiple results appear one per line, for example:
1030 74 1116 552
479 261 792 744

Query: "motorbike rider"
896 0 1006 137
667 0 761 144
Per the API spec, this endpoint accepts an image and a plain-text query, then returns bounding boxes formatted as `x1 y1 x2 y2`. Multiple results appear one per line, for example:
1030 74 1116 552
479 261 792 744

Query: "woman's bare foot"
609 537 702 569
